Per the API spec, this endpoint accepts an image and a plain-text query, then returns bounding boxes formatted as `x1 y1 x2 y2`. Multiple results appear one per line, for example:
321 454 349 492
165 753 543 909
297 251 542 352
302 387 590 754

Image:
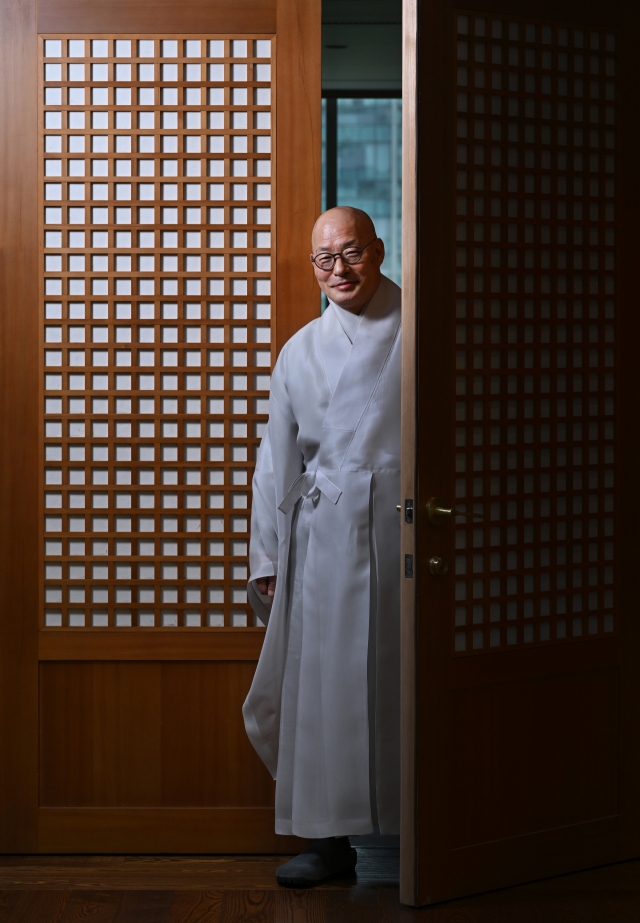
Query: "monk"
243 206 401 886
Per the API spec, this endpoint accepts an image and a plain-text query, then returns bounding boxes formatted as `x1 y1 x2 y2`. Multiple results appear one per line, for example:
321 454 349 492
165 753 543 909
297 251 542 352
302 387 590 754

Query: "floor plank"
273 888 326 923
0 889 69 922
325 887 383 922
2 854 640 921
166 889 224 923
58 890 123 923
0 891 26 921
220 889 275 923
111 891 173 923
0 849 398 891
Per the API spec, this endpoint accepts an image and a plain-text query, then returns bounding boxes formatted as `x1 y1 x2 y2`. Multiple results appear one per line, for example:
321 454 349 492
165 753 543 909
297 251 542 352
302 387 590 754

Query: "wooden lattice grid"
40 35 274 628
451 15 617 653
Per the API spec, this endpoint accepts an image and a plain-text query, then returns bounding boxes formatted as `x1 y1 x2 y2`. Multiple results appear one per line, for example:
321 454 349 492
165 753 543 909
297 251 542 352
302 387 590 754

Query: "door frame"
399 0 419 907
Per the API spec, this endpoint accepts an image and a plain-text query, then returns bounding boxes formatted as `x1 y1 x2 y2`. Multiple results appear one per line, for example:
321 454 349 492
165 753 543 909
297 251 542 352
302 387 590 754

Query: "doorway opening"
320 0 402 312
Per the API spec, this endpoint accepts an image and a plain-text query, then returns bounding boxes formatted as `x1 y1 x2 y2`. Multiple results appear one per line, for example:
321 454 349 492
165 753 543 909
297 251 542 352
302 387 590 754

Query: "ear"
374 238 386 265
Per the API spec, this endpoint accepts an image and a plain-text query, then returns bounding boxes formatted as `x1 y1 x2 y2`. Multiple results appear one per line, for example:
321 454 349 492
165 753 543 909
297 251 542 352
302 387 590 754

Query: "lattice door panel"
40 35 273 629
451 14 617 653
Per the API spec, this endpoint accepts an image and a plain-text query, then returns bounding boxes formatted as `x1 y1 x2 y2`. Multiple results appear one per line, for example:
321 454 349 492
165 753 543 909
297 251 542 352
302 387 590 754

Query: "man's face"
311 214 385 314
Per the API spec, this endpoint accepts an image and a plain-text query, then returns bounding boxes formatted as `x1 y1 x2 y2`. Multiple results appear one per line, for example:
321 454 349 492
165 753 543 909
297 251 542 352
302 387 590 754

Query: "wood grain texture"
108 890 172 923
410 0 640 908
2 852 640 920
0 0 321 856
37 0 276 33
37 808 301 853
0 889 69 920
1 878 640 923
220 889 274 922
39 661 274 807
0 850 396 890
399 0 417 907
273 888 325 923
39 628 265 660
40 661 163 807
324 888 380 922
55 889 123 922
451 670 618 847
168 889 224 923
0 0 40 853
273 0 322 352
159 662 274 807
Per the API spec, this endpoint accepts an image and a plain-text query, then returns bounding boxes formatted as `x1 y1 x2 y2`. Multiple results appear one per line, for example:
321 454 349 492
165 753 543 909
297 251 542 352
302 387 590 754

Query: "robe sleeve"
247 422 278 625
247 344 303 626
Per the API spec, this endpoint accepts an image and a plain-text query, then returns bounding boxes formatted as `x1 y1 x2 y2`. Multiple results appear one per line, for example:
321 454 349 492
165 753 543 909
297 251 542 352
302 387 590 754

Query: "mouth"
331 281 357 291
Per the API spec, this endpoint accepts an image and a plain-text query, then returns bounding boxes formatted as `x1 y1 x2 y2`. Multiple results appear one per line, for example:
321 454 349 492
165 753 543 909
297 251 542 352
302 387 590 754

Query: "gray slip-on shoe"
276 836 358 887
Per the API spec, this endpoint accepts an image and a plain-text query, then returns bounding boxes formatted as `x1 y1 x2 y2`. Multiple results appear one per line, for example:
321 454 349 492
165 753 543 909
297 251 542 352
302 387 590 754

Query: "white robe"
243 274 401 838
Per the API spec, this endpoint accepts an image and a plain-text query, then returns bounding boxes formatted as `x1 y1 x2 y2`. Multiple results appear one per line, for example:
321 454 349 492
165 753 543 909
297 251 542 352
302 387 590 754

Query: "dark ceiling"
322 0 402 92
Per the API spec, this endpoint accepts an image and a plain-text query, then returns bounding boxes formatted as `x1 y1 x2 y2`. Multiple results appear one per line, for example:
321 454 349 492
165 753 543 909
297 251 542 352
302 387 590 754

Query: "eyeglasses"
310 237 377 272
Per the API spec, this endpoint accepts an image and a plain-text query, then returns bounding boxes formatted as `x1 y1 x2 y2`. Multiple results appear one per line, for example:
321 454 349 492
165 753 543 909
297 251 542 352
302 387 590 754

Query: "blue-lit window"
322 97 402 286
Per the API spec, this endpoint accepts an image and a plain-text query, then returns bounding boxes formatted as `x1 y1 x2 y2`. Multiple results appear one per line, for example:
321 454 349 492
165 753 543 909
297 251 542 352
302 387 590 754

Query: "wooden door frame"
399 0 418 907
0 0 320 854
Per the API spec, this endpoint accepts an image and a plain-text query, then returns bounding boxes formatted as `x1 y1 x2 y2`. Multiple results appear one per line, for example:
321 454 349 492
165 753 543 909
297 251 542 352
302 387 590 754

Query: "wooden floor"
1 849 640 921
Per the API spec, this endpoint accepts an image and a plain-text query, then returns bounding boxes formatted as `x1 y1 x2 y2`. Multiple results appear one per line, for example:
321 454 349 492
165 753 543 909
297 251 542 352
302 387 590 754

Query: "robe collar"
278 276 401 513
318 304 353 397
330 299 364 344
319 275 401 469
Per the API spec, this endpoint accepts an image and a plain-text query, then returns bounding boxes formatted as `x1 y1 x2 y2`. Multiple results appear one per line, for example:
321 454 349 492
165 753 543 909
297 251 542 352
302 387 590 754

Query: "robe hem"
242 703 277 780
275 818 376 838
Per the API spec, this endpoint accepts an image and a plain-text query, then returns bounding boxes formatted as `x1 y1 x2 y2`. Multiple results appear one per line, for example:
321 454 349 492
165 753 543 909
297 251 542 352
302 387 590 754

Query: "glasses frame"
310 237 378 272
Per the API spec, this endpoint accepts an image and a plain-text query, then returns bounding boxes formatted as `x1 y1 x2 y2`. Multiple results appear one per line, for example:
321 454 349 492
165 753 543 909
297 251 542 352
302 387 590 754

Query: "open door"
401 0 640 905
0 0 319 852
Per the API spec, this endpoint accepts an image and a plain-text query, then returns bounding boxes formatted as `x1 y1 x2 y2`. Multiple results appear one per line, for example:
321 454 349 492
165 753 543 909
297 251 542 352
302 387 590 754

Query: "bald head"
310 207 385 314
311 206 376 250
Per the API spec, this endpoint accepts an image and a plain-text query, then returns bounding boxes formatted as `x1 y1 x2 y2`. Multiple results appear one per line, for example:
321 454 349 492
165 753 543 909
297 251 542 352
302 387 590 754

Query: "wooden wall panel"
37 0 277 34
37 806 296 853
39 627 265 659
0 0 320 854
274 0 322 350
160 662 274 806
39 660 274 807
40 662 162 807
451 668 618 847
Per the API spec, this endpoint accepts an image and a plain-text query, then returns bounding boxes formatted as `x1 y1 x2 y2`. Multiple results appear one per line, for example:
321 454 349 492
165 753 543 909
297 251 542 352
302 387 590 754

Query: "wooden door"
401 0 640 905
0 0 320 853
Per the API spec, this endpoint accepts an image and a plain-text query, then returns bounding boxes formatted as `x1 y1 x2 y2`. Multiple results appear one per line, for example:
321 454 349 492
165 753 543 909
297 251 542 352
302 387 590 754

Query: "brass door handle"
429 556 448 577
426 496 483 527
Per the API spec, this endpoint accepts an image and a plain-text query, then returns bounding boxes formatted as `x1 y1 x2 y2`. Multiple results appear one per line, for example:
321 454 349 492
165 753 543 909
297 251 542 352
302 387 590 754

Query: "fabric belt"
278 470 342 515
